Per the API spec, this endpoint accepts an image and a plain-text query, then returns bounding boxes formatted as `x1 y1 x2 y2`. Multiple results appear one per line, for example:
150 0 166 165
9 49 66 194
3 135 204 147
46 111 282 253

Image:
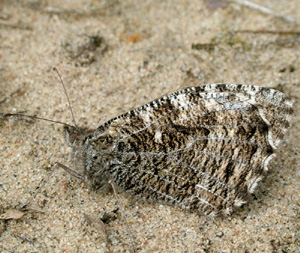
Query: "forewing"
91 84 293 216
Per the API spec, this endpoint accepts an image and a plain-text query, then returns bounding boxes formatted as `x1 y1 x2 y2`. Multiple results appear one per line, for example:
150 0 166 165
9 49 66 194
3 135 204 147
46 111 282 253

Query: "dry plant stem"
236 30 300 35
0 20 32 30
41 0 120 16
14 234 34 245
0 88 21 104
84 214 108 241
109 180 137 253
230 0 297 23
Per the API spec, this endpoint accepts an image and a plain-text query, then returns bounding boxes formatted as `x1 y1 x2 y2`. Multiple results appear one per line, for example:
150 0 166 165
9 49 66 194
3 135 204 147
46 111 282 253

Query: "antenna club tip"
53 67 57 72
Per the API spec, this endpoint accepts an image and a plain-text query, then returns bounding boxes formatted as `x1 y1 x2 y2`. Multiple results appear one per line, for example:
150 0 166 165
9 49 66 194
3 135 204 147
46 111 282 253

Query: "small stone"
216 231 224 237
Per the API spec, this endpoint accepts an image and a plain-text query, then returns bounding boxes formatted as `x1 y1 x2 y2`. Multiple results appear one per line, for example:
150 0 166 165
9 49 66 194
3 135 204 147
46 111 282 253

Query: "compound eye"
92 154 98 160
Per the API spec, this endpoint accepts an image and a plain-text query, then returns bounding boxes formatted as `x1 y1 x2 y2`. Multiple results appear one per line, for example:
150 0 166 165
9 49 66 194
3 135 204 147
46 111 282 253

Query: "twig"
26 206 46 214
0 88 21 104
15 233 34 245
236 30 300 35
43 6 84 15
230 0 297 23
41 1 120 16
84 214 108 243
0 20 32 30
109 180 136 253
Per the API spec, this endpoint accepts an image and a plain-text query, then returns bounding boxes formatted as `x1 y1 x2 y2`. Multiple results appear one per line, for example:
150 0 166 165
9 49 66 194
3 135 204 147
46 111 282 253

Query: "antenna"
1 68 77 128
53 67 77 127
0 113 73 127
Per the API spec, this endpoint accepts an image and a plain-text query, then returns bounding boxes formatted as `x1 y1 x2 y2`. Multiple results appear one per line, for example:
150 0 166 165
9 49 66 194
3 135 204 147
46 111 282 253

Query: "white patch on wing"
285 99 294 107
258 108 271 126
201 97 218 109
248 176 263 193
170 94 190 109
154 130 162 143
234 198 247 207
140 107 153 124
262 153 276 171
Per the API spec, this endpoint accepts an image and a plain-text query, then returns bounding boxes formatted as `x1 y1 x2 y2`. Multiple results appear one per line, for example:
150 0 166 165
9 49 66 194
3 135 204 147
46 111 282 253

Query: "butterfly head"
63 125 94 179
63 125 112 190
63 125 88 147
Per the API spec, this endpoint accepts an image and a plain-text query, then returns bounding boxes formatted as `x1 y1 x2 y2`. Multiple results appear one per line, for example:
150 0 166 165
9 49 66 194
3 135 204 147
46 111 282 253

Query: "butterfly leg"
55 162 84 180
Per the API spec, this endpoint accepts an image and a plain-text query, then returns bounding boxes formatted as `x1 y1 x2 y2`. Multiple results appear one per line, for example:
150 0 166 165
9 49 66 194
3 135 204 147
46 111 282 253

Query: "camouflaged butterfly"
62 83 293 216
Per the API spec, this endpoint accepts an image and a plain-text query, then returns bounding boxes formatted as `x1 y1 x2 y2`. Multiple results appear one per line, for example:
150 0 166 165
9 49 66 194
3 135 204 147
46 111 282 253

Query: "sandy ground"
0 0 299 252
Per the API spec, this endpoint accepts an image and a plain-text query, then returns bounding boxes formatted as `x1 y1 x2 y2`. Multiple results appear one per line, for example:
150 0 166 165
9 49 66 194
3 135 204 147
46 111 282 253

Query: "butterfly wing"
90 84 293 216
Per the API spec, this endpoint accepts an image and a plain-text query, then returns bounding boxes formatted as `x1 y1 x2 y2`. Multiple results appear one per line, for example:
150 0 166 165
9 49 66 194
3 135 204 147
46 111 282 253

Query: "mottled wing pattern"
90 84 293 216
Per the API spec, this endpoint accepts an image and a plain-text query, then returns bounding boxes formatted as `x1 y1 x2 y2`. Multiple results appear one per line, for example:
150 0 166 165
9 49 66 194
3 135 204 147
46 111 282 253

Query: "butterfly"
60 83 293 216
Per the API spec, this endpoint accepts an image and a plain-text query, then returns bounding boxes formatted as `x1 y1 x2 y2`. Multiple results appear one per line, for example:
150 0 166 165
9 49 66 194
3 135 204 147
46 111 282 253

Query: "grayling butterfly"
59 83 293 216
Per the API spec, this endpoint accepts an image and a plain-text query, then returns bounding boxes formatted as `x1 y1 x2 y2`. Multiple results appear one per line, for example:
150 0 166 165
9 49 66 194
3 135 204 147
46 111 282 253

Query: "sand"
0 0 299 252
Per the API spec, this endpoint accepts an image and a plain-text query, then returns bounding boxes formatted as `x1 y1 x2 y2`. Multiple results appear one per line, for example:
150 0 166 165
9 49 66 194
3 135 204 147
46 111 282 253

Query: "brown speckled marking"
63 84 293 216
